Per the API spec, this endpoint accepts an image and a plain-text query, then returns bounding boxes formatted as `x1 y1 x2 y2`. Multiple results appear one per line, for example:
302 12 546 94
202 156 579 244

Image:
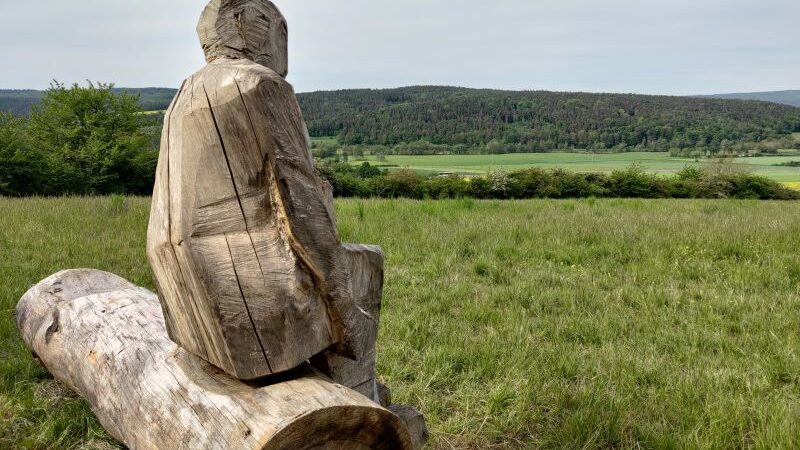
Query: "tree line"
1 83 799 198
318 162 799 201
298 86 800 154
5 85 800 156
0 87 176 116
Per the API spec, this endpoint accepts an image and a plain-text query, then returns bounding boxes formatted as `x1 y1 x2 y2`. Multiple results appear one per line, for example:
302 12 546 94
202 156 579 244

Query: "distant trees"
0 82 159 196
5 85 800 174
316 161 800 201
0 87 176 116
2 83 800 198
298 87 800 155
0 90 44 116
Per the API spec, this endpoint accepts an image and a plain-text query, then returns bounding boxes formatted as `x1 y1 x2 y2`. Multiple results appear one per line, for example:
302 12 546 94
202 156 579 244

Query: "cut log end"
267 405 410 450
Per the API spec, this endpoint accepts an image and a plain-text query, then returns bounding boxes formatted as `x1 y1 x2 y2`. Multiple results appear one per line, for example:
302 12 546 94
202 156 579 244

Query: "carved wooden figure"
147 0 382 398
16 270 419 450
16 1 428 447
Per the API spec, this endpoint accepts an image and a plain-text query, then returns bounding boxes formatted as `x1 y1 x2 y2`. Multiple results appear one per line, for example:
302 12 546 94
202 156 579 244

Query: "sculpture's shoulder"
224 59 297 95
167 67 218 116
170 59 296 116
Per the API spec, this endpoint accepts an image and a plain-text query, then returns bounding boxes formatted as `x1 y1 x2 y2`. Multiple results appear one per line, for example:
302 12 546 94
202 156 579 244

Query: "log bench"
17 270 426 450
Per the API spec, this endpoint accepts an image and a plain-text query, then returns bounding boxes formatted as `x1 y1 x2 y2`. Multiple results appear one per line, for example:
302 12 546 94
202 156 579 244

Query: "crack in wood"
162 80 217 362
201 82 273 374
44 309 59 344
234 76 350 356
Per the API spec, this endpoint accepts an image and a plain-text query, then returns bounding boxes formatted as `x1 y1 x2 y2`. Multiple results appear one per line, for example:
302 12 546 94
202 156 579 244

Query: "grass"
348 152 800 182
311 136 341 146
2 197 800 448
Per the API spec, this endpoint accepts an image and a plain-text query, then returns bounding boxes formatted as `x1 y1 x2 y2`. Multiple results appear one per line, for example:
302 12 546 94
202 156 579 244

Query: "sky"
0 0 797 95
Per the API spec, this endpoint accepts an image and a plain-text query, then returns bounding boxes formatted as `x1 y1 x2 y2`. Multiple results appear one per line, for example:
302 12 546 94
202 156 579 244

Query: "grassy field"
345 152 800 183
312 136 341 146
2 197 800 449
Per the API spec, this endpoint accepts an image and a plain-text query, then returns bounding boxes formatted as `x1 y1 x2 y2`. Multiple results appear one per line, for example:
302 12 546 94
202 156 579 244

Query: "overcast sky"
1 0 797 95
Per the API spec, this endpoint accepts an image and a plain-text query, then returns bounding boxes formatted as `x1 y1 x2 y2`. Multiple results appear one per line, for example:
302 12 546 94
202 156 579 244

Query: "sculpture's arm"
252 75 340 279
232 66 385 395
231 69 355 349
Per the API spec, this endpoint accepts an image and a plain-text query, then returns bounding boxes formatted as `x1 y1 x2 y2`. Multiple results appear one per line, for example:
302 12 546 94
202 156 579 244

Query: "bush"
371 170 425 198
507 168 551 198
356 162 382 178
316 161 799 201
425 176 471 199
26 82 157 195
676 165 704 181
0 82 159 196
0 112 51 196
335 174 370 198
607 164 658 198
722 174 797 200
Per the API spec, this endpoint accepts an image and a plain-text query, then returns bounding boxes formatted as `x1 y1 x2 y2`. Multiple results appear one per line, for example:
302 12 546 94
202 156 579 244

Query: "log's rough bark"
16 270 419 450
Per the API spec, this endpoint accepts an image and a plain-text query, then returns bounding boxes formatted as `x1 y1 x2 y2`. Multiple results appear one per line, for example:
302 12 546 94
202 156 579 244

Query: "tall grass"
1 197 800 449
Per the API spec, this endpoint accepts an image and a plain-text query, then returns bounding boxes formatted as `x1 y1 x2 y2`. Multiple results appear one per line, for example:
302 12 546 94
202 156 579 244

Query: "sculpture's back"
147 0 379 385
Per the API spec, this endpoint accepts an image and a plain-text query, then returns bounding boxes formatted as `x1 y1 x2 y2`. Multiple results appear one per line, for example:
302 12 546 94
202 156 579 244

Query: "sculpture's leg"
317 244 386 401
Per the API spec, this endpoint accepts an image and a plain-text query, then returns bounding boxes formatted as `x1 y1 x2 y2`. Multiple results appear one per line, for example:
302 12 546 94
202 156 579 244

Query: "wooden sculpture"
16 270 422 450
17 1 427 447
147 0 381 396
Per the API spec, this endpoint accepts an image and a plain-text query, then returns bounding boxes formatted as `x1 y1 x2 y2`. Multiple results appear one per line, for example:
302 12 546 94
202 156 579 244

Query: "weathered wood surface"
198 0 289 77
390 406 429 450
147 0 383 383
16 270 417 450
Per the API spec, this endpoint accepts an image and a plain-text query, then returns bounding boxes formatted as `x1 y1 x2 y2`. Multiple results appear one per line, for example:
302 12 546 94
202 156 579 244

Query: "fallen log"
16 269 418 450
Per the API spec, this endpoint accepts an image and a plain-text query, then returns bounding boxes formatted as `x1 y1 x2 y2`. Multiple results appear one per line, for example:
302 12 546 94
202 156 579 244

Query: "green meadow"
2 197 800 449
347 152 800 182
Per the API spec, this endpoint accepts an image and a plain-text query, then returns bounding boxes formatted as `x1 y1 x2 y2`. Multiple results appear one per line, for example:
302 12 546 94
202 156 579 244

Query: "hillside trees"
298 87 800 154
0 88 176 116
2 83 800 197
4 86 800 157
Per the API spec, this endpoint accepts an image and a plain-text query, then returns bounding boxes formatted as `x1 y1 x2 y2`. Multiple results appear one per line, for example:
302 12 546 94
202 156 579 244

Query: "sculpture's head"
197 0 288 77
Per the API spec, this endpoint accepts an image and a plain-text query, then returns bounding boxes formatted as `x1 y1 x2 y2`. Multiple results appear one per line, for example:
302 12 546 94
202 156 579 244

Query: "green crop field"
2 197 800 449
347 152 800 183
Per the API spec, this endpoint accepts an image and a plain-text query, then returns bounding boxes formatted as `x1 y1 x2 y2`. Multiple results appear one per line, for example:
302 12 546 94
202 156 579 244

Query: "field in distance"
342 151 800 183
2 197 800 449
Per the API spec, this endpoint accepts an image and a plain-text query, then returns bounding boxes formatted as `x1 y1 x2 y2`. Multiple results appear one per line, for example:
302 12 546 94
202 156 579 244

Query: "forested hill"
702 90 800 108
3 86 799 153
298 86 800 152
0 88 176 115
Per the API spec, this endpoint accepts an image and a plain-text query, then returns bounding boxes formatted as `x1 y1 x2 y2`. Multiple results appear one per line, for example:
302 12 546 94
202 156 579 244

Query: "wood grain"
146 6 425 440
147 58 386 382
16 270 416 450
198 0 289 77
